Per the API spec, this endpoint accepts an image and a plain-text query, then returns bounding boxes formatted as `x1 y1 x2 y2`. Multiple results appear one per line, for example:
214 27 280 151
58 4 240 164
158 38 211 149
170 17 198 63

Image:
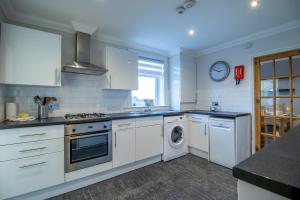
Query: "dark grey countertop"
186 110 250 118
233 125 300 199
0 110 250 129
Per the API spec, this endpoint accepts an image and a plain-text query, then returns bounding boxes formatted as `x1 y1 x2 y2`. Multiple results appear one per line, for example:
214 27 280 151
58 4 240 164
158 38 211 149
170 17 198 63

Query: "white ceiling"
1 0 300 55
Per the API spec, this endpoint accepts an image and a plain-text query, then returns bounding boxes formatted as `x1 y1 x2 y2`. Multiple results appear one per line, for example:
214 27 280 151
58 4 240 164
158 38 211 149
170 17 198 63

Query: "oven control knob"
72 129 76 132
103 125 107 129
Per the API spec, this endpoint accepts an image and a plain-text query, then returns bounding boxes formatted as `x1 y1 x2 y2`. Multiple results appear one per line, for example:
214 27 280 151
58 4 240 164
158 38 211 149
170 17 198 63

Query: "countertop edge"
233 166 300 199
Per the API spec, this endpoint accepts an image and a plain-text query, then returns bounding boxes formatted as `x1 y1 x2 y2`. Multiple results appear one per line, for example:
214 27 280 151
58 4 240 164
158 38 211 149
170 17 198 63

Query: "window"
132 57 165 107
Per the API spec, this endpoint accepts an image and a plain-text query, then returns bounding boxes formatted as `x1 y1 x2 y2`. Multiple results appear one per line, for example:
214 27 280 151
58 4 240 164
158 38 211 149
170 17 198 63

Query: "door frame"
251 46 300 151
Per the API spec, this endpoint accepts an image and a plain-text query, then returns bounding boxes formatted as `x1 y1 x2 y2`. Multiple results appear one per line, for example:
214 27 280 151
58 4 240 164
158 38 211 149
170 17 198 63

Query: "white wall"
196 27 300 113
196 27 300 152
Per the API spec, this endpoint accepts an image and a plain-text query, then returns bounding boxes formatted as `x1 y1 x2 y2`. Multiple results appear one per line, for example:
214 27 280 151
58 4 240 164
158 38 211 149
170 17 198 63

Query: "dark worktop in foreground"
0 110 250 130
233 125 300 199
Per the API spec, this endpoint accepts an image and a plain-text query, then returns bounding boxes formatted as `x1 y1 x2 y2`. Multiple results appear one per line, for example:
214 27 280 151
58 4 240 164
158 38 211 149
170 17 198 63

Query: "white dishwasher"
209 118 235 168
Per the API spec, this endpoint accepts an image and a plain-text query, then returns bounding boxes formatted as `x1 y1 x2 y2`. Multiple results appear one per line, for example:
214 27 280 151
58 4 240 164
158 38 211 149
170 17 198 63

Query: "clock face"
209 61 230 82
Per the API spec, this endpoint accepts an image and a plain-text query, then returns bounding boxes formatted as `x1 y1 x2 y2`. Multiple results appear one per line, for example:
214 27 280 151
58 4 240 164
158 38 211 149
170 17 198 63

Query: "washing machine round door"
169 125 184 148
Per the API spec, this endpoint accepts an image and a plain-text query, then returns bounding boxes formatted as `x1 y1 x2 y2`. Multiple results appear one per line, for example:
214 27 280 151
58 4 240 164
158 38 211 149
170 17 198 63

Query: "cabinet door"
0 151 64 199
188 120 208 152
106 47 138 90
113 128 135 168
0 23 61 86
180 54 197 103
135 125 163 161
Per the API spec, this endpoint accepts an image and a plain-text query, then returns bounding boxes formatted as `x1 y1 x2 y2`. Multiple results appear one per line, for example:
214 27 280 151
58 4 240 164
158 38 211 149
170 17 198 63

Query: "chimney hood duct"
62 32 107 76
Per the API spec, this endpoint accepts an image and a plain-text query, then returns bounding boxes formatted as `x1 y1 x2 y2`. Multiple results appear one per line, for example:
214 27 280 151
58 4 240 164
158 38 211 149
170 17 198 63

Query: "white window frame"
131 56 167 108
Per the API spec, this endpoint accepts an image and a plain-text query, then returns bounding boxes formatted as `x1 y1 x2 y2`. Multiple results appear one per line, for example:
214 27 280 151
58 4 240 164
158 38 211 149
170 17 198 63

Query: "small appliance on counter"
210 102 221 112
5 97 17 121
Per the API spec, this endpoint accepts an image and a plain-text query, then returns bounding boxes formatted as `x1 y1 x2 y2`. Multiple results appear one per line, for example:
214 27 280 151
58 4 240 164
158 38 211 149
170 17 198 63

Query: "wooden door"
254 49 300 150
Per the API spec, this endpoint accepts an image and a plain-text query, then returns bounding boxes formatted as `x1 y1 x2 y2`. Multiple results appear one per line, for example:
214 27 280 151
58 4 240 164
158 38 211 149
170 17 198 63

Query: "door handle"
114 131 117 147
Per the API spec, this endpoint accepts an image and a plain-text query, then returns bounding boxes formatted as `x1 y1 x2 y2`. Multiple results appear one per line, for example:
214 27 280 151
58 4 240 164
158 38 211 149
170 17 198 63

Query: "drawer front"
112 119 136 130
0 138 64 162
188 114 209 123
0 125 64 146
135 116 163 127
0 151 64 199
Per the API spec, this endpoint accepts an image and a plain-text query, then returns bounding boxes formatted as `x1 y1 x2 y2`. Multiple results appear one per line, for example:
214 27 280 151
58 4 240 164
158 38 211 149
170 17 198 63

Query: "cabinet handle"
190 120 202 123
204 124 207 136
56 68 61 86
114 131 117 147
19 146 47 153
19 133 47 138
110 74 112 88
118 123 132 127
19 161 46 169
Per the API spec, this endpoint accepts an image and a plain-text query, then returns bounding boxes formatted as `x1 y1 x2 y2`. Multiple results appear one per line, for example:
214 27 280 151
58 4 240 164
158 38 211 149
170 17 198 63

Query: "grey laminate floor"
49 154 237 200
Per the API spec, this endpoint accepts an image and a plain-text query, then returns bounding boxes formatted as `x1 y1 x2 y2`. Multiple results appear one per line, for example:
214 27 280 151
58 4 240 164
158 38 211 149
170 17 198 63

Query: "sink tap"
144 99 154 112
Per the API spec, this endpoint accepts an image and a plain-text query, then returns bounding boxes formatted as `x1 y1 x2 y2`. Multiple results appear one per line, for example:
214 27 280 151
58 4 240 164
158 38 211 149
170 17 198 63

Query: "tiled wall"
4 73 131 117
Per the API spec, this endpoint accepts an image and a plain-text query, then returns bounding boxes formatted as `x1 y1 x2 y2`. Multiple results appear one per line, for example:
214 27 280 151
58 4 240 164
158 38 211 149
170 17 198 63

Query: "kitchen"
0 0 299 200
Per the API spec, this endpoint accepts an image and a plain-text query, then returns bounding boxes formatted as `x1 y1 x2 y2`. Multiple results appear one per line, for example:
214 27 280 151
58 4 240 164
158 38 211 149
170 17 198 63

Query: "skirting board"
9 155 162 200
189 147 208 160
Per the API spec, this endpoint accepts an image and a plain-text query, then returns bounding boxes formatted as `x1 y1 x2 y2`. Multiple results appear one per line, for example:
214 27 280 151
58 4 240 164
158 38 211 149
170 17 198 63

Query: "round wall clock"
209 61 230 82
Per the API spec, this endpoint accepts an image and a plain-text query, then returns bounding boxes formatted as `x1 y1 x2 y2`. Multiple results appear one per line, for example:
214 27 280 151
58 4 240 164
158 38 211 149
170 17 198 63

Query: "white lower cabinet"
112 117 163 168
135 124 163 161
188 115 209 152
0 151 64 199
112 120 136 168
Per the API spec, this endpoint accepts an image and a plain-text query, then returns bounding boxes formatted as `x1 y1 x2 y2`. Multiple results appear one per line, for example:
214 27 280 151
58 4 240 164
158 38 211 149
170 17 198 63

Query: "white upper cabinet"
180 54 197 103
102 46 138 90
0 23 62 86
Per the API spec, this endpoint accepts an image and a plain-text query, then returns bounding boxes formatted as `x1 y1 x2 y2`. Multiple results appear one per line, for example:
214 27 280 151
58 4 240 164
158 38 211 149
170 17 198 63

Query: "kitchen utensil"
38 105 48 119
34 96 42 105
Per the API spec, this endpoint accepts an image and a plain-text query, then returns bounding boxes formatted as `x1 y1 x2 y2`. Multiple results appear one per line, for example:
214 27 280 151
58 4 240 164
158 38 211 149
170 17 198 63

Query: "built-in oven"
64 121 112 173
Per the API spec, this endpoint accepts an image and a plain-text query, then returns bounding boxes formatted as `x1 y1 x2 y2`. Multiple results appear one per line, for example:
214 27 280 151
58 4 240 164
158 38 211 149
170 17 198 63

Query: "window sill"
123 105 170 110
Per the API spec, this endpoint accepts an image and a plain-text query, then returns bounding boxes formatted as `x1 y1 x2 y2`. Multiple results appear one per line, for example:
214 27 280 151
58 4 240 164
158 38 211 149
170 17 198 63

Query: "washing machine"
163 115 188 161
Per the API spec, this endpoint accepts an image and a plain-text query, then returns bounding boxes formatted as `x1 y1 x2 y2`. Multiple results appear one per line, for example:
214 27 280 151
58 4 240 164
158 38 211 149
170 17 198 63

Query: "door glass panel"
293 98 300 118
275 118 291 137
275 98 291 117
276 78 290 97
70 134 108 163
292 77 300 96
261 98 274 117
261 80 273 96
171 126 183 143
292 56 300 75
275 58 290 77
260 61 273 79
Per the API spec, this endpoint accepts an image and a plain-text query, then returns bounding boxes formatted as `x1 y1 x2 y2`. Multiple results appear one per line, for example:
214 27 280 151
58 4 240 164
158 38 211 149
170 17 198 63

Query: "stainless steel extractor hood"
62 32 107 76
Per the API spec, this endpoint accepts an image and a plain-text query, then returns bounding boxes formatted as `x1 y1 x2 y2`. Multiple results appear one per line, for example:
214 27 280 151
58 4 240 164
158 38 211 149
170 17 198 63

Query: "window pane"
261 98 274 116
132 76 156 107
293 77 300 96
293 98 300 118
276 98 290 117
132 57 165 107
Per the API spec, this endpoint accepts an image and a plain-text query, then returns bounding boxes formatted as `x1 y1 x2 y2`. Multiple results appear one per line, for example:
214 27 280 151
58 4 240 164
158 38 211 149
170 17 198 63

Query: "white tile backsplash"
3 73 131 117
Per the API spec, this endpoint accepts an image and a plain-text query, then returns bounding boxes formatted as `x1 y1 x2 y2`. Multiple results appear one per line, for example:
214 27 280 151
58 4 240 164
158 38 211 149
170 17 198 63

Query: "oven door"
65 131 112 173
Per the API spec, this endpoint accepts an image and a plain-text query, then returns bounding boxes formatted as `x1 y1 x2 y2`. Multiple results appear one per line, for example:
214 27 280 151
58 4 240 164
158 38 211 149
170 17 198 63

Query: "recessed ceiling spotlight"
183 0 196 9
188 29 195 36
176 6 186 14
251 0 259 8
